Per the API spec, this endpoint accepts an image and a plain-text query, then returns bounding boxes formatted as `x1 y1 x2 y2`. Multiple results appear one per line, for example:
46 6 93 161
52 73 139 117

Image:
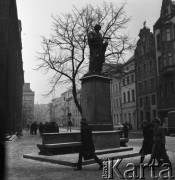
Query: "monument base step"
23 147 139 167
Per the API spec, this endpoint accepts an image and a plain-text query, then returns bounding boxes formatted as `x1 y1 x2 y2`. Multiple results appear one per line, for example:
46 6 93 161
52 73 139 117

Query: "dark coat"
139 125 154 155
152 126 168 159
80 124 95 156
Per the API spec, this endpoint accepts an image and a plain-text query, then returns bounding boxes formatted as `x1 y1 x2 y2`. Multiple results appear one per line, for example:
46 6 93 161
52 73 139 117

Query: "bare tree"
36 2 135 115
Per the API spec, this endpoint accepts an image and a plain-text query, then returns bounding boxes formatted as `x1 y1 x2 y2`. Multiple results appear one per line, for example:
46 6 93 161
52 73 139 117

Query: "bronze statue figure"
88 24 109 74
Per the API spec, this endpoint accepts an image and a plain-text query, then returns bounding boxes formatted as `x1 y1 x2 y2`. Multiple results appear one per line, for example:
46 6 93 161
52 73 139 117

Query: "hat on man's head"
80 118 87 124
152 117 161 125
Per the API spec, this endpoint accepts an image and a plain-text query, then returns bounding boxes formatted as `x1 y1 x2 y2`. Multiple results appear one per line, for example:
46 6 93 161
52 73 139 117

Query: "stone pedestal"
81 74 113 131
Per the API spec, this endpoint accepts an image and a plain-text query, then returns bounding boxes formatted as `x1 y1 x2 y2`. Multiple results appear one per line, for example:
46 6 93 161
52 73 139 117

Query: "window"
144 80 147 90
156 34 161 50
123 78 125 86
166 28 171 41
113 100 116 108
132 90 135 101
127 76 130 84
158 57 162 70
168 52 172 66
112 84 115 93
140 111 144 122
174 24 175 40
163 53 166 67
123 92 126 103
151 94 156 105
116 99 119 107
149 61 153 70
138 66 141 76
143 64 146 73
115 84 118 91
171 82 175 95
119 98 121 107
119 82 121 90
160 86 163 99
139 98 143 107
127 91 130 102
165 84 168 97
150 78 154 88
131 74 134 83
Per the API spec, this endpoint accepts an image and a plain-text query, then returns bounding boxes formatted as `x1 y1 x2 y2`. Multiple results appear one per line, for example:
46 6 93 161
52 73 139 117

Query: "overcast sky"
16 0 162 104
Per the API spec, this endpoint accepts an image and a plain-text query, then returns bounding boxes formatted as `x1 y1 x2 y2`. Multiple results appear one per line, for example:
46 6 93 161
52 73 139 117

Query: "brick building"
154 0 175 122
135 24 157 128
0 0 24 135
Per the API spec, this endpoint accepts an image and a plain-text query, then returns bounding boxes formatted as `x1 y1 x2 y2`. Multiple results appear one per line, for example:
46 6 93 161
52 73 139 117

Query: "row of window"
138 77 155 92
158 52 175 70
123 90 135 103
139 94 156 107
159 82 175 98
122 74 135 86
112 98 121 109
137 60 153 76
113 113 135 124
156 24 175 49
111 74 135 94
111 82 121 93
139 110 157 122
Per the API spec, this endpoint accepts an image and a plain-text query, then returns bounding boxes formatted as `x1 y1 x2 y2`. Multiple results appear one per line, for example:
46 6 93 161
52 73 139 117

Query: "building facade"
154 0 175 122
0 0 24 134
110 72 122 126
135 24 157 128
50 89 82 127
23 83 35 127
121 56 137 129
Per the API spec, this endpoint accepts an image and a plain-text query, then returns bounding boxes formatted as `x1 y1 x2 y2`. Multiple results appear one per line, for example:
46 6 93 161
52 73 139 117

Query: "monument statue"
88 24 109 74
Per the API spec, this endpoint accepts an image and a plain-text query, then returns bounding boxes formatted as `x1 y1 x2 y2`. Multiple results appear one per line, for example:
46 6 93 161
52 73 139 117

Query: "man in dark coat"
74 118 102 170
139 120 153 164
33 121 38 135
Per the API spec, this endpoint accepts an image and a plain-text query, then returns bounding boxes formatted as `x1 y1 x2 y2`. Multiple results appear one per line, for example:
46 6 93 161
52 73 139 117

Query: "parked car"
113 123 123 130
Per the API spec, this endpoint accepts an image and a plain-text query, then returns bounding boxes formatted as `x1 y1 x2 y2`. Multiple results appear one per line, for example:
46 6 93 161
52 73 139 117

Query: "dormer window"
166 28 171 41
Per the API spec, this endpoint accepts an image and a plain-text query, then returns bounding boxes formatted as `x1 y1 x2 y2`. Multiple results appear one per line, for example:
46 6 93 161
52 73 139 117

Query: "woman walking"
148 117 171 166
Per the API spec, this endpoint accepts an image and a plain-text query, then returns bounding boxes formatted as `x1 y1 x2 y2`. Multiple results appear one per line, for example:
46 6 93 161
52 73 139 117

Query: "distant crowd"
27 121 59 135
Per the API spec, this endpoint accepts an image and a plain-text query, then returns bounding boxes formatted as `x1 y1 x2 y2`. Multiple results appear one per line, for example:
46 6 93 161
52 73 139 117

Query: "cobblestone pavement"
4 130 175 180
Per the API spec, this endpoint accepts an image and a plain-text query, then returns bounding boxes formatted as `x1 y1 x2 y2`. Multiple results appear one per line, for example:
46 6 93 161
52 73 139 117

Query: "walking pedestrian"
33 121 38 135
16 123 23 138
139 120 154 164
123 122 129 138
74 118 103 170
148 117 172 167
39 122 43 134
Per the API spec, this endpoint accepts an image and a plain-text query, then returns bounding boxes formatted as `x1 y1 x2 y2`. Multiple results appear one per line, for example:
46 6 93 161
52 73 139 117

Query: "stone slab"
23 147 139 167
